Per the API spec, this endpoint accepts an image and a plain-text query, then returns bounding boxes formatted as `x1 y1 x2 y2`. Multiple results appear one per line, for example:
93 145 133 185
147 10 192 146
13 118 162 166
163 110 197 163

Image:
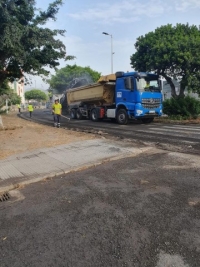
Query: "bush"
0 109 7 114
163 96 200 119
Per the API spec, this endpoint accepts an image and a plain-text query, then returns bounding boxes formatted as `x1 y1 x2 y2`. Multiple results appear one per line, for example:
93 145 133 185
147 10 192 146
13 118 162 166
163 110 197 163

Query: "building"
9 77 25 104
162 79 199 100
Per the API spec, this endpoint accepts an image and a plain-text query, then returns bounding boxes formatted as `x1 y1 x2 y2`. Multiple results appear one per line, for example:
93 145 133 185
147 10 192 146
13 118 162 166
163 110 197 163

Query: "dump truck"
66 71 163 125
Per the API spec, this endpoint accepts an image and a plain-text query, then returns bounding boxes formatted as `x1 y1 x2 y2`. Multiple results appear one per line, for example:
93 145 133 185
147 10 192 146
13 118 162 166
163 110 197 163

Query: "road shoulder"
0 138 151 193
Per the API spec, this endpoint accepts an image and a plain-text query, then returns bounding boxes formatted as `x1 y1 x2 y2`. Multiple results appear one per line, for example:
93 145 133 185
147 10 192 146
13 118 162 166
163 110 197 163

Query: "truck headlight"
136 109 143 115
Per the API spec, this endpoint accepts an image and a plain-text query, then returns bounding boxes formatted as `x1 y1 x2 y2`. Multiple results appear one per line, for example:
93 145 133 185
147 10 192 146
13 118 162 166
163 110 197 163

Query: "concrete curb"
0 147 152 194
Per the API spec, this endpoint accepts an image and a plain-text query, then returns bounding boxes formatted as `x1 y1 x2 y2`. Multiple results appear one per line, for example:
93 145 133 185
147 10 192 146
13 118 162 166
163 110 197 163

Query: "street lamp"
102 32 114 74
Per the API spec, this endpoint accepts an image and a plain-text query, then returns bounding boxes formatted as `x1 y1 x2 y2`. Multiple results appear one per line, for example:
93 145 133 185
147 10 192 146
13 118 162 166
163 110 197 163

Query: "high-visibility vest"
52 103 62 115
28 105 33 111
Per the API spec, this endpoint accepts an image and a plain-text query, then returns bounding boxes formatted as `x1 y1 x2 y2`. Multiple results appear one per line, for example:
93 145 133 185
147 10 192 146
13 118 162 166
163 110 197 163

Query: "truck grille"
142 98 161 109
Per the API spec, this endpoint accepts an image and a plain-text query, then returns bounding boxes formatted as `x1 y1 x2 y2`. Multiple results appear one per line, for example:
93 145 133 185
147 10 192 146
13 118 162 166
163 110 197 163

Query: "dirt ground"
0 112 94 160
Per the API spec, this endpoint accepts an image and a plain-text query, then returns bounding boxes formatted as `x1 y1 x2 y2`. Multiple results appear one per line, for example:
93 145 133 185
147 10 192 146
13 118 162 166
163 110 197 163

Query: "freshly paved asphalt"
21 109 200 155
0 150 200 267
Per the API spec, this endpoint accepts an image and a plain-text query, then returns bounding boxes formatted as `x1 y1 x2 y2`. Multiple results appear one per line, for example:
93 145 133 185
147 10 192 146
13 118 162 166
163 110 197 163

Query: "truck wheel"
76 109 82 120
70 109 77 119
141 118 154 123
91 108 99 122
116 109 128 125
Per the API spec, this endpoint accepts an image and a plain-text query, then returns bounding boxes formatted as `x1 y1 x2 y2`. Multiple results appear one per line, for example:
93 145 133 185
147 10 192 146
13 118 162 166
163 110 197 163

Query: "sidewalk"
0 139 150 193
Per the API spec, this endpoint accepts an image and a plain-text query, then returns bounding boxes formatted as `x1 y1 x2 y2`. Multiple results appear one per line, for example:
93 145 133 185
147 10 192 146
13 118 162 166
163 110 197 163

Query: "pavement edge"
0 147 152 194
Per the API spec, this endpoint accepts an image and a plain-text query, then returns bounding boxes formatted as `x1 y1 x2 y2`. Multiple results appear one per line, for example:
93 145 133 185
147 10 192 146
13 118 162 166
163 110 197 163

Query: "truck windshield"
136 78 161 92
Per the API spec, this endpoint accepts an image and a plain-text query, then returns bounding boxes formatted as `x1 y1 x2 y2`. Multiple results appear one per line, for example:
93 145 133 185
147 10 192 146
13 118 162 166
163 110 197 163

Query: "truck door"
115 77 135 105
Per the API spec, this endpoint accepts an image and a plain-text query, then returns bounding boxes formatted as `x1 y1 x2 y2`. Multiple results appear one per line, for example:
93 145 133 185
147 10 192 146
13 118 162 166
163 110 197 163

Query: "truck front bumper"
128 104 162 119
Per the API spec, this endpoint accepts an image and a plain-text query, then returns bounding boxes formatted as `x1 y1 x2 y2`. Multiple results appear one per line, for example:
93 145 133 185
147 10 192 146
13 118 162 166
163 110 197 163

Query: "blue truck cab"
112 71 162 124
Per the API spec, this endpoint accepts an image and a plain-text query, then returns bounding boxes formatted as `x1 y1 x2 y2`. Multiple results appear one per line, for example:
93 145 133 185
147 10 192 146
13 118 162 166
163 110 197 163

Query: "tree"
25 89 47 101
0 0 74 92
48 65 101 93
130 23 200 98
0 79 11 95
0 80 21 109
7 90 21 105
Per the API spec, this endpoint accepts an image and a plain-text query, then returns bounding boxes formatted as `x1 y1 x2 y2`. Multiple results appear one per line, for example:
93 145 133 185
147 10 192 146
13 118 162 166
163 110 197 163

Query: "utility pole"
102 32 114 74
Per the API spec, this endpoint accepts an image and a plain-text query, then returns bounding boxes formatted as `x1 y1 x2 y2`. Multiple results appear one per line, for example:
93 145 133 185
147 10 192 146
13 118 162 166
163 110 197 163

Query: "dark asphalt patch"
0 151 200 266
21 110 200 156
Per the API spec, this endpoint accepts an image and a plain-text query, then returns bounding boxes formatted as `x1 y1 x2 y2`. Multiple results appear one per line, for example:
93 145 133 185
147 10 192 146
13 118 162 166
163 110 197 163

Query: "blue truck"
66 71 162 125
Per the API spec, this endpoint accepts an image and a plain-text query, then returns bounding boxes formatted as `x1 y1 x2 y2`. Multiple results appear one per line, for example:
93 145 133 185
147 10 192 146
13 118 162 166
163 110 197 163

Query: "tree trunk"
179 85 185 97
0 75 6 89
162 74 177 98
179 79 186 98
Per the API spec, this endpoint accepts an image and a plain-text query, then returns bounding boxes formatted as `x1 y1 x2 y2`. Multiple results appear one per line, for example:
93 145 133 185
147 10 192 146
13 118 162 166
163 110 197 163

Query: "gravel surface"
0 112 94 159
0 150 200 267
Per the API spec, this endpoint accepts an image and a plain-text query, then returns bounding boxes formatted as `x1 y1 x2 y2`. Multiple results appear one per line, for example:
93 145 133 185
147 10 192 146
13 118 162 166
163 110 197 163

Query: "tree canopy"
25 89 47 101
130 23 200 97
0 0 73 91
48 65 101 93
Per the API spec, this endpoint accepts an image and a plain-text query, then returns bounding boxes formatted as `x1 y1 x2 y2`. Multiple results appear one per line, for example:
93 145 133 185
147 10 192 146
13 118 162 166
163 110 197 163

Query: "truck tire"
116 109 128 125
76 109 82 120
91 108 99 122
70 109 77 119
141 118 154 123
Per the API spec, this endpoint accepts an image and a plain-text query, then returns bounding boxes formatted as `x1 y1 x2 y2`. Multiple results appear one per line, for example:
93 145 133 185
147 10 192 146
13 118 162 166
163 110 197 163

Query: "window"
136 78 161 92
124 77 134 90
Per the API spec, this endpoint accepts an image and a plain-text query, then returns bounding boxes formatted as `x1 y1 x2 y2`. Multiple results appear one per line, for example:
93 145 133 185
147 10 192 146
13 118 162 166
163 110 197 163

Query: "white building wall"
9 77 25 104
162 80 199 100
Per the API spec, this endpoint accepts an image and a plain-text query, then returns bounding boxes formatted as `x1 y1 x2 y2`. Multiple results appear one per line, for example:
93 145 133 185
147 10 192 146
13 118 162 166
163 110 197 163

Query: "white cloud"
55 34 135 75
68 0 168 24
174 0 200 11
68 0 200 24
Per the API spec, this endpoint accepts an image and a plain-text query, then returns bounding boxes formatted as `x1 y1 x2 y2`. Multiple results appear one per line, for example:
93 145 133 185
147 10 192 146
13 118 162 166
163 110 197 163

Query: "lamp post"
102 32 114 74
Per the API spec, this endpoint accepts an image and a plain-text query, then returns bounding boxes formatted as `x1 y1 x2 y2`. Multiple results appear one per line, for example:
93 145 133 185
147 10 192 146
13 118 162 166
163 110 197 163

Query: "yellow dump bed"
67 74 116 106
97 74 116 83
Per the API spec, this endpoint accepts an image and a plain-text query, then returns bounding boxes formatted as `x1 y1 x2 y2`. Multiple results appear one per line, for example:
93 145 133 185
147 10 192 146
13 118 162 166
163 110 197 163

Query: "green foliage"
0 0 74 89
0 91 21 108
163 96 200 119
0 79 10 95
0 79 21 108
48 64 101 93
130 23 200 97
25 89 47 101
0 109 7 114
0 80 10 108
8 91 21 105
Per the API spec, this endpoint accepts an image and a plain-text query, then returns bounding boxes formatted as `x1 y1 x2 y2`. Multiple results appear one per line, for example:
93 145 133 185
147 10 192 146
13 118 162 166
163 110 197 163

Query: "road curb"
0 147 152 194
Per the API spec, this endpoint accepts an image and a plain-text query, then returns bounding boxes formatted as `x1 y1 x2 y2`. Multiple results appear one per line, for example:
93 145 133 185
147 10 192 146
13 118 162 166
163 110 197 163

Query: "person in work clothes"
52 99 62 127
28 104 34 118
17 104 21 114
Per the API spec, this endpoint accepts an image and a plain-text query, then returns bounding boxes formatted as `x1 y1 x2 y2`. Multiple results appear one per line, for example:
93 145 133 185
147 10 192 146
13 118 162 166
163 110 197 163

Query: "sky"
25 0 200 91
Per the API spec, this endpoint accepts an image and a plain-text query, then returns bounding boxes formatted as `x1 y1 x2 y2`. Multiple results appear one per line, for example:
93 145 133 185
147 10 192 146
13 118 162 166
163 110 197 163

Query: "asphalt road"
0 150 200 267
22 109 200 155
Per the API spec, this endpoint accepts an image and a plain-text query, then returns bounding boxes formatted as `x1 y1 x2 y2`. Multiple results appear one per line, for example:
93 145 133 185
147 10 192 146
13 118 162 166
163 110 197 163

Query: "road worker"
145 81 150 88
28 104 34 118
52 99 62 127
17 103 21 114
